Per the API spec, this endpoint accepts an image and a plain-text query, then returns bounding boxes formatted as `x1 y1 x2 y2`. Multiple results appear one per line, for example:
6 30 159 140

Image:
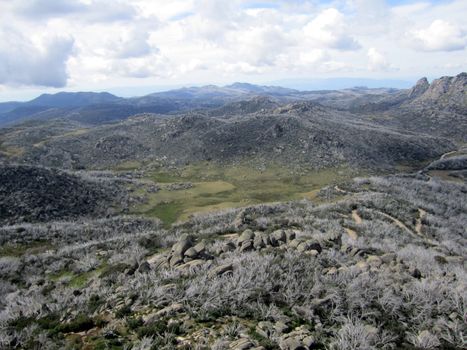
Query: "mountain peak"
225 82 264 92
408 77 429 98
30 91 120 108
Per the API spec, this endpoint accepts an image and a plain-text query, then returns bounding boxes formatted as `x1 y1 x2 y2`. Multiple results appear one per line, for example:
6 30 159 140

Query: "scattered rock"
193 241 207 254
270 229 286 246
305 249 319 257
279 325 314 350
143 303 184 324
169 253 184 267
208 264 233 278
288 239 300 249
176 259 206 271
256 321 275 338
367 255 382 268
253 232 267 249
285 230 296 242
137 261 151 273
297 241 322 254
222 241 236 253
411 268 422 279
445 256 464 264
229 338 255 350
184 247 199 259
147 254 167 269
381 253 396 264
172 234 194 256
240 240 254 252
355 261 369 272
238 229 255 246
166 235 213 267
274 321 290 335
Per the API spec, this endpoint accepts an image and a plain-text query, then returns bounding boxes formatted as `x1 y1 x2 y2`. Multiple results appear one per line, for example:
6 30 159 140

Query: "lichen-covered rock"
237 229 255 246
279 326 315 350
229 338 255 350
270 229 286 246
208 263 233 278
171 234 194 256
240 240 254 252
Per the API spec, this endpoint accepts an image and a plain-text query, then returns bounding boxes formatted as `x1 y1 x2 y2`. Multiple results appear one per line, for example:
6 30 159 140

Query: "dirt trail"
440 150 458 159
334 185 348 194
344 228 358 240
352 210 362 225
415 209 427 236
375 210 418 237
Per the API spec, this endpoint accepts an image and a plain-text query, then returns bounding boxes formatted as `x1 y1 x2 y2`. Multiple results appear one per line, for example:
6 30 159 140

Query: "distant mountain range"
0 82 398 127
271 77 414 90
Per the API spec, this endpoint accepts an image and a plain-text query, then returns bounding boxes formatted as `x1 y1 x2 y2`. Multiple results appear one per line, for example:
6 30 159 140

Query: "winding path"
352 210 362 225
374 210 418 238
345 228 358 240
415 209 427 236
440 150 458 160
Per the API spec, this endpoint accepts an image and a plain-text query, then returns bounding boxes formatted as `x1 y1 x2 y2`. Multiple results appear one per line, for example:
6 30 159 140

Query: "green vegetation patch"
114 160 143 171
49 266 107 288
0 240 53 257
0 142 24 157
132 162 360 226
144 201 185 227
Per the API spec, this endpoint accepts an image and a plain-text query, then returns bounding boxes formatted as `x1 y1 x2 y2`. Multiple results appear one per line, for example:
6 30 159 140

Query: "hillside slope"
13 106 453 170
0 165 126 224
348 73 467 141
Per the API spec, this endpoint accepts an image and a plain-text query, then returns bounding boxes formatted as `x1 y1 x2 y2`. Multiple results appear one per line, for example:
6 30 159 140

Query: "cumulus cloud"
13 0 85 18
132 0 195 22
220 62 266 75
367 48 395 72
111 53 172 78
303 8 360 50
298 49 328 66
110 28 154 59
0 28 74 87
409 20 466 52
13 0 136 22
0 0 466 94
230 25 291 66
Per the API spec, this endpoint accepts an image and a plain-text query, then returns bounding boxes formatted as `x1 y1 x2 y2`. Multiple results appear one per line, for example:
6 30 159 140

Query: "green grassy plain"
131 162 360 226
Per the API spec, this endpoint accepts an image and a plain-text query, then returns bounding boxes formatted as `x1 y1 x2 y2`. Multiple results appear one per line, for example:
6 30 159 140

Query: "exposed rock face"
418 73 467 105
0 164 122 224
347 73 467 141
408 77 430 98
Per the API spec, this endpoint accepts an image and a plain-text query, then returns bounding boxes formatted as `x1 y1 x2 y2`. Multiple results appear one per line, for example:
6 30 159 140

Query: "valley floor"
130 162 361 227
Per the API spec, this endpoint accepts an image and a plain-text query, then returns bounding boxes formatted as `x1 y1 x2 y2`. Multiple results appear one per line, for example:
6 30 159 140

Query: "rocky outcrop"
279 326 315 350
408 77 430 98
166 235 212 267
416 73 467 106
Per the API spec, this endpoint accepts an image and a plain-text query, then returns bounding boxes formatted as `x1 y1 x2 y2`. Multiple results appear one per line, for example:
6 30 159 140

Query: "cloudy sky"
0 0 466 100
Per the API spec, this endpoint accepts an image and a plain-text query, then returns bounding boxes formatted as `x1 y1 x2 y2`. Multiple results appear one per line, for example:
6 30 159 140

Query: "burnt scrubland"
0 74 465 349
